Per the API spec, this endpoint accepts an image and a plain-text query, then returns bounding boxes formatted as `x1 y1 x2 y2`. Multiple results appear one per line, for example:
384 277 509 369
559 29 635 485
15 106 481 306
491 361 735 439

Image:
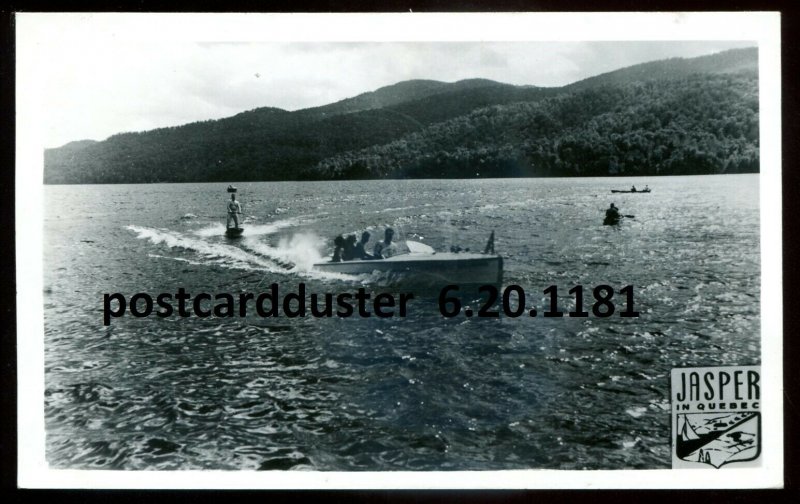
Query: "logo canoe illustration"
676 412 760 468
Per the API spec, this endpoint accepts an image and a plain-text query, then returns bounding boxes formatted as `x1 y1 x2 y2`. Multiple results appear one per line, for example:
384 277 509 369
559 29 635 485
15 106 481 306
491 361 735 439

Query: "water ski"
226 227 244 238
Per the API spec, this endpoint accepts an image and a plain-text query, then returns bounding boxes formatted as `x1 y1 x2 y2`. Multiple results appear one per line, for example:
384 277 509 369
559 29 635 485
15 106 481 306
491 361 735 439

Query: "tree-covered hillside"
44 80 552 184
566 47 757 91
44 48 758 184
312 72 759 179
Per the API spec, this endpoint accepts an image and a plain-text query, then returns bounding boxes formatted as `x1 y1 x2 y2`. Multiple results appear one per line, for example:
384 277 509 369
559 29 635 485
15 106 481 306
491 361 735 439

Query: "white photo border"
16 11 783 489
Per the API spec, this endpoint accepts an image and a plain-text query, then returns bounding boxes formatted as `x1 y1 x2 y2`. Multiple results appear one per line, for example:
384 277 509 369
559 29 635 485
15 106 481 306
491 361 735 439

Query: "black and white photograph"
16 12 782 488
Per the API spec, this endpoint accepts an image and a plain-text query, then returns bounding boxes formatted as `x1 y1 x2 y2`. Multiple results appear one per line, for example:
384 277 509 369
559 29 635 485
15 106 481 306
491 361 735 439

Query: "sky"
23 29 755 148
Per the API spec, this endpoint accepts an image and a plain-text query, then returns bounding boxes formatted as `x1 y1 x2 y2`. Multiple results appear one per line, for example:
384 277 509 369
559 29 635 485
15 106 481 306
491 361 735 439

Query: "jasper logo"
671 366 761 469
676 412 760 468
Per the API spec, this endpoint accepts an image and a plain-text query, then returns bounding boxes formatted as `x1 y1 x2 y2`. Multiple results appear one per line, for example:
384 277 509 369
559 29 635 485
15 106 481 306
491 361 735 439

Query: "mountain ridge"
44 47 758 183
566 47 758 91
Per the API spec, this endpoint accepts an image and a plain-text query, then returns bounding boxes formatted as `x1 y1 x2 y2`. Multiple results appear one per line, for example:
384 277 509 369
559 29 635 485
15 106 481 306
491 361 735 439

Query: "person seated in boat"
353 231 375 260
227 193 242 229
644 185 649 191
330 235 345 262
604 203 621 225
631 185 637 192
373 228 399 259
341 234 358 261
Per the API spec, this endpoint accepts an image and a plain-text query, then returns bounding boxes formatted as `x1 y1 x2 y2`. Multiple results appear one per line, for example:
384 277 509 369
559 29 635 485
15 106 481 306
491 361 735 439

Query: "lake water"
43 175 760 470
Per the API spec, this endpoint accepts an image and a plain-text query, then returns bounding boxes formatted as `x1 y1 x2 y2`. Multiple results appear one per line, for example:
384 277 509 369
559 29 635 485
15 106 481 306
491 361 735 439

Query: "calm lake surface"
43 175 760 470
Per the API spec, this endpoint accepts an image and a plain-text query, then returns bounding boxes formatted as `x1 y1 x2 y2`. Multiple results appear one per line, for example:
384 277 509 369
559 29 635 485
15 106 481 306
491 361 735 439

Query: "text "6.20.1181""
438 285 640 318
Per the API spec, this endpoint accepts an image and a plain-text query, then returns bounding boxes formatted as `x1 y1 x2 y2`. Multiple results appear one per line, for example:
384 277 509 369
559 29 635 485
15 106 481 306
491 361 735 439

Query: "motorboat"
312 235 503 287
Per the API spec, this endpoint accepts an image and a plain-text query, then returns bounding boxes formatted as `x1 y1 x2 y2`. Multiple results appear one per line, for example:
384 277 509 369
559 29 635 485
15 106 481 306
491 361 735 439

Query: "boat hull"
610 189 650 193
313 253 503 288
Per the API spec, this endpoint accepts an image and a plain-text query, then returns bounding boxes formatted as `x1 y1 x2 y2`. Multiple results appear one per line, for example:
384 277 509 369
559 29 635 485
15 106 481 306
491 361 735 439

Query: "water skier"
227 192 242 229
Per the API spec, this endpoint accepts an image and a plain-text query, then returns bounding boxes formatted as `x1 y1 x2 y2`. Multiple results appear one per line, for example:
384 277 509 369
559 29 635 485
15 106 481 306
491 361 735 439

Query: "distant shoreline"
42 172 759 186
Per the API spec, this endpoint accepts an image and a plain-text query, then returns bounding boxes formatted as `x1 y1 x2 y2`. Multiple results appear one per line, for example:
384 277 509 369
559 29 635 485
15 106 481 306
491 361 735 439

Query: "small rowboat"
611 189 651 193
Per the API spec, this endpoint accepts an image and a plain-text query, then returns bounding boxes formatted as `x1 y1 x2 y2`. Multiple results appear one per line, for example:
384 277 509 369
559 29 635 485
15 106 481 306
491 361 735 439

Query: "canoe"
610 189 651 193
313 251 503 287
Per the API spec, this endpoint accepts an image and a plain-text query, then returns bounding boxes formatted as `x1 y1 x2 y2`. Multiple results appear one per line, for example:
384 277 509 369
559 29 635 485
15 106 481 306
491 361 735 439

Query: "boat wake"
127 225 282 272
241 233 324 272
127 224 364 283
241 233 371 283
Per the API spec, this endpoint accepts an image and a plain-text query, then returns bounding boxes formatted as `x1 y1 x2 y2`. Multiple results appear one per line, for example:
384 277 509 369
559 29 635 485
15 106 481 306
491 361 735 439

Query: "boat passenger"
373 228 398 259
353 231 375 260
342 234 358 261
331 235 345 262
631 185 637 192
227 193 242 229
604 203 621 225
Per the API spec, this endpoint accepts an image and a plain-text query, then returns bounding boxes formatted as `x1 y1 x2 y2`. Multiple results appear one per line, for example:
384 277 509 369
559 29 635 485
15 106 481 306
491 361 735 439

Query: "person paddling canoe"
604 203 621 225
603 203 636 225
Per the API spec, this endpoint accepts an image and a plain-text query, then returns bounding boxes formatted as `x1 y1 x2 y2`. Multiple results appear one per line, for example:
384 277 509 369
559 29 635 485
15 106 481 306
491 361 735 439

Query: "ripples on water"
43 175 760 470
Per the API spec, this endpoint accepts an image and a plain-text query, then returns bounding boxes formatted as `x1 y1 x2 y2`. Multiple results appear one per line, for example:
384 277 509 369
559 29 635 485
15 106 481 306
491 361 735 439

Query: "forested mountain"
44 47 758 184
566 47 757 91
297 78 521 118
313 72 758 179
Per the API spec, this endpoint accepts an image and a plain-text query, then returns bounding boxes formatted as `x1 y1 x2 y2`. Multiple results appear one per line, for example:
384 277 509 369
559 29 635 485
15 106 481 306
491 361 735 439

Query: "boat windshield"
405 240 434 255
383 241 411 257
